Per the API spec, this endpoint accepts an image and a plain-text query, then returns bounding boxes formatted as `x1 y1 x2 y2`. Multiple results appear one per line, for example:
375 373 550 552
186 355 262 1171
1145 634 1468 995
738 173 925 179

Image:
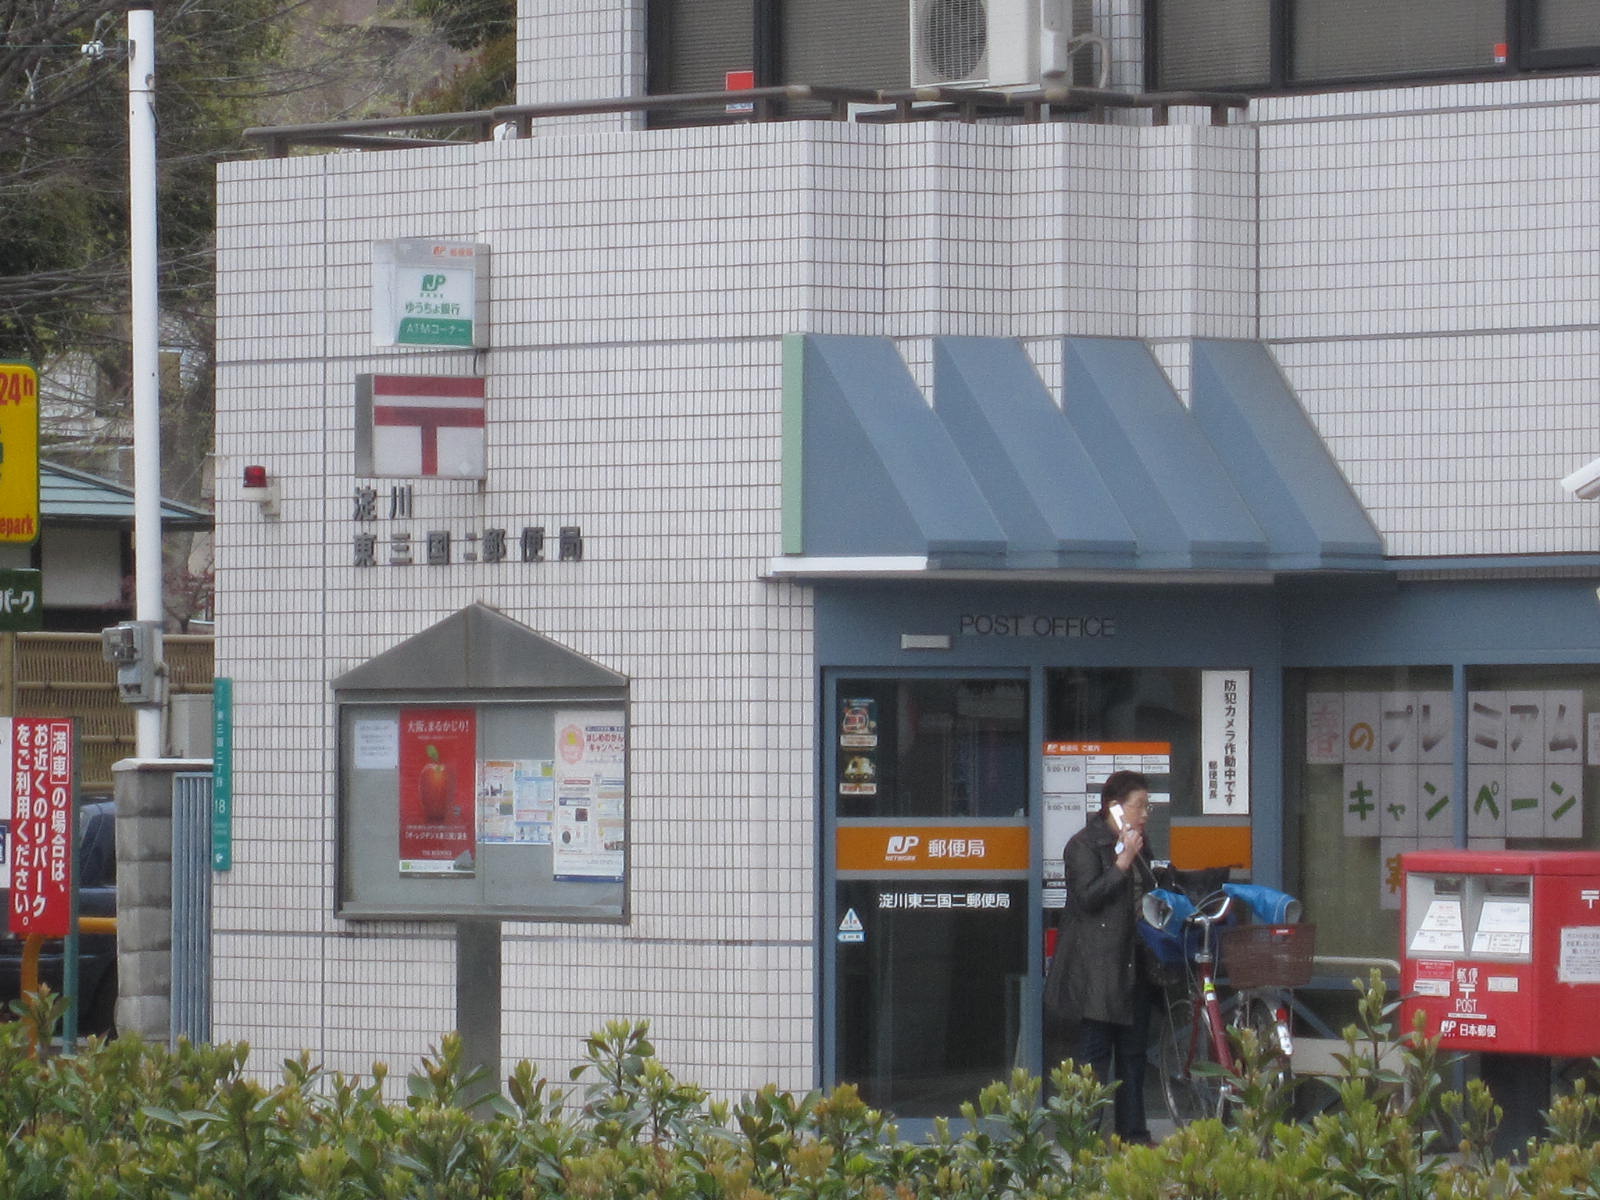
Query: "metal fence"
244 83 1250 157
171 771 213 1045
0 632 213 789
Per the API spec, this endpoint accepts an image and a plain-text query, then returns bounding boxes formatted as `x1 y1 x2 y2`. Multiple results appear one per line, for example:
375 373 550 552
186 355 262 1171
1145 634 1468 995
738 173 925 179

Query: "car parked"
0 798 117 1036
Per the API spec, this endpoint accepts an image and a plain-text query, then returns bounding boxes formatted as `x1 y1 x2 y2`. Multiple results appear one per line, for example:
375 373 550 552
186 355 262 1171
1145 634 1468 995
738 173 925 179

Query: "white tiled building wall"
215 3 1600 1092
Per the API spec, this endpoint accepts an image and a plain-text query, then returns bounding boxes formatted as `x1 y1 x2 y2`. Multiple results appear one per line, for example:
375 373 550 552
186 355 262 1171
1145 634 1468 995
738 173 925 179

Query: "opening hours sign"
4 717 74 936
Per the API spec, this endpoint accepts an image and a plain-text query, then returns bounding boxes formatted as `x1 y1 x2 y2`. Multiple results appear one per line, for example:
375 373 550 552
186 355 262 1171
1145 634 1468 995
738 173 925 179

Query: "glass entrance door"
827 676 1032 1116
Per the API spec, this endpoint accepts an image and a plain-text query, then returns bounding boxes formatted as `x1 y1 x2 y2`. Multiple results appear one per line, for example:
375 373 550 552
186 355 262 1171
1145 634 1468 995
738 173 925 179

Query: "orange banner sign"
836 825 1029 872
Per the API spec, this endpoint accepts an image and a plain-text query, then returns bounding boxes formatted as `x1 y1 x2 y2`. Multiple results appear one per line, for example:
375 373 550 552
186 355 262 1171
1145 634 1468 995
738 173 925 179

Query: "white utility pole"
128 2 163 758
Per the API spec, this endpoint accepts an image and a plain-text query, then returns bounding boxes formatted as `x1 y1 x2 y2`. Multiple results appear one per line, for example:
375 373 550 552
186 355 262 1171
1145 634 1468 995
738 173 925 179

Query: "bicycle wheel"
1158 992 1228 1124
1236 994 1291 1087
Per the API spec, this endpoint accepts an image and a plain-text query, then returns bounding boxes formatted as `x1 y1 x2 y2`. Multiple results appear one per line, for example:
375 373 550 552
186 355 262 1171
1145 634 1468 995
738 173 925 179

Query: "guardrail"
18 916 118 1055
244 83 1251 157
1291 954 1405 1082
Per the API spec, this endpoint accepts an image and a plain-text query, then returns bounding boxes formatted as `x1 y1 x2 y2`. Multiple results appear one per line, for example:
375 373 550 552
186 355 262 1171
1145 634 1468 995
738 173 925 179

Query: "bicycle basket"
1218 922 1316 989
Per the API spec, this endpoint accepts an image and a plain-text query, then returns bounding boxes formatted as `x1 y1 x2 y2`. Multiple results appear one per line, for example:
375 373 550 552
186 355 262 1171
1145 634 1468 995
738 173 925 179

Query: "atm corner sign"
0 364 39 545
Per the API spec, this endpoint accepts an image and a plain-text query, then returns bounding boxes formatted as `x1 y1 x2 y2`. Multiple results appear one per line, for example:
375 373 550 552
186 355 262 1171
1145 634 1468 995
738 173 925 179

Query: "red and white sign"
725 69 755 114
357 375 486 479
7 717 73 936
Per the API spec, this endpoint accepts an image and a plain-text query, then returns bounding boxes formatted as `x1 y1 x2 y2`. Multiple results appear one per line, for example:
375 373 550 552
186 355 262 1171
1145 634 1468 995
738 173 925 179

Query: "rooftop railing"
244 83 1250 157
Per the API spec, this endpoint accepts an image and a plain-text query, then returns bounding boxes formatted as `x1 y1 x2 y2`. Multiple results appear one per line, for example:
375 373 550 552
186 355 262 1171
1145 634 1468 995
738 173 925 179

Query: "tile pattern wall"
1255 76 1600 556
517 0 646 131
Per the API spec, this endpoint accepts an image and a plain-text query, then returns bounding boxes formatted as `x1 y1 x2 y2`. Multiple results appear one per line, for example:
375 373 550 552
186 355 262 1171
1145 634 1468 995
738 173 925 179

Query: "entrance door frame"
818 666 1047 1111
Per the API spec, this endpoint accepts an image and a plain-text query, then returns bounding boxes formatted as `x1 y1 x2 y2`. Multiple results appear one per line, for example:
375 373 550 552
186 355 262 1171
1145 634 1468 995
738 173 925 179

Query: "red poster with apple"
397 707 476 875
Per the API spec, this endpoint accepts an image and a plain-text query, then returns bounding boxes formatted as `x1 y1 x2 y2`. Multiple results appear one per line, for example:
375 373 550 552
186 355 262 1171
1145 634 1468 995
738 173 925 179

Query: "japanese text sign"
0 567 42 631
1201 669 1251 815
372 240 488 348
6 717 74 936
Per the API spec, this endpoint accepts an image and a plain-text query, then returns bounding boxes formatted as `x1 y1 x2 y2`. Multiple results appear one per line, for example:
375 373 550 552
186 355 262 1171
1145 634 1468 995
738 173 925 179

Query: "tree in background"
409 0 514 112
1 0 461 504
1 0 293 503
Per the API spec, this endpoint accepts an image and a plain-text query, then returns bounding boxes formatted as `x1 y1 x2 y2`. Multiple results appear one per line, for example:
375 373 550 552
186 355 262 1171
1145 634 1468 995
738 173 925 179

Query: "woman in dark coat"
1059 769 1157 1144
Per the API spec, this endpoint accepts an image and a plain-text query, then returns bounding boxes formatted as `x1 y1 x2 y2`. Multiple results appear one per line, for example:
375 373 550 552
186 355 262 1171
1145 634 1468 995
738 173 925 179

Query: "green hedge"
4 976 1600 1199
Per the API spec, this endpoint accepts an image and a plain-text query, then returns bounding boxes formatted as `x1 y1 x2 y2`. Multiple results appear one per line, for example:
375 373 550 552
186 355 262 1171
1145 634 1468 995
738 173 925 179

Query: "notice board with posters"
339 700 626 920
332 603 630 922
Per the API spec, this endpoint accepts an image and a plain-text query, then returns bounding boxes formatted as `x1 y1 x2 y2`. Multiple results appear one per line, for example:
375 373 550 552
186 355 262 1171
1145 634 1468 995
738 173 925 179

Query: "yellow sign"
0 364 39 544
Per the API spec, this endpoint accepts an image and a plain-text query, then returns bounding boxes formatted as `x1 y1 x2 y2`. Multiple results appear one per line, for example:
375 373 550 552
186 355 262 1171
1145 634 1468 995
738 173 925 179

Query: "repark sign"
0 364 40 544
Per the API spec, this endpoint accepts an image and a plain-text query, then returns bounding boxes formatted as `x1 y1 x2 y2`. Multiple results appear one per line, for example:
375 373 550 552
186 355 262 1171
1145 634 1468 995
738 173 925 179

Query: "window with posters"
1288 666 1453 961
334 605 629 921
1042 666 1251 906
1286 663 1600 962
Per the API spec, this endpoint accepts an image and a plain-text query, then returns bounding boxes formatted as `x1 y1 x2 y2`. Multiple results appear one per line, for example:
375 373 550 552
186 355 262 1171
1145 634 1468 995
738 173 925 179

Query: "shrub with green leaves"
6 978 1600 1199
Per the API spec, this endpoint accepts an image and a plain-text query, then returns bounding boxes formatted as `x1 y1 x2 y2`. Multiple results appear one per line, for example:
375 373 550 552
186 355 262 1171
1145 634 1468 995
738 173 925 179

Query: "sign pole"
61 723 80 1050
128 3 163 758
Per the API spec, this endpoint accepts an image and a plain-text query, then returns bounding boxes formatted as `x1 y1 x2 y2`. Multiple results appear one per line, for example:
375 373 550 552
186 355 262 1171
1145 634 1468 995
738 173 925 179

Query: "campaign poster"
478 758 554 844
397 707 476 875
552 710 626 882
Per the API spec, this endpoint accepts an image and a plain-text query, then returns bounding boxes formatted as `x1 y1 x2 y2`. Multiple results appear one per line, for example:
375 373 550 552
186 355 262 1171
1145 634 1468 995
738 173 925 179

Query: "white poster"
353 718 399 770
1344 763 1380 837
1380 692 1418 761
1416 766 1455 838
1467 764 1505 839
552 711 626 882
1343 691 1380 765
1415 691 1454 763
1545 691 1583 764
1560 926 1600 984
1306 692 1344 764
1547 765 1583 839
1043 793 1087 892
1201 670 1250 815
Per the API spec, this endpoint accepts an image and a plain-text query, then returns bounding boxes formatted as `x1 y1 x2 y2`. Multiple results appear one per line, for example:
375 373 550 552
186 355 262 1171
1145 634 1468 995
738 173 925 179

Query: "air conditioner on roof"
908 0 1073 90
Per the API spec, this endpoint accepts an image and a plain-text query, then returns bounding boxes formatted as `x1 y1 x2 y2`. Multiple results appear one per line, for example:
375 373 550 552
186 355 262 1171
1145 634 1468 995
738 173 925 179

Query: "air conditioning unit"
908 0 1074 90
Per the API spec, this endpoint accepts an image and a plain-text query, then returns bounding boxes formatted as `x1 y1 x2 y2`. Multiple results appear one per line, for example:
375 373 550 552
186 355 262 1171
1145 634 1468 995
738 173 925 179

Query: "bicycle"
1151 887 1317 1125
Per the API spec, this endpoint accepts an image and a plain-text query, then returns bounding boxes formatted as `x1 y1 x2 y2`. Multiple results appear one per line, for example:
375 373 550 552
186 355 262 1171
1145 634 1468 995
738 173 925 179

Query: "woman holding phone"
1057 769 1159 1145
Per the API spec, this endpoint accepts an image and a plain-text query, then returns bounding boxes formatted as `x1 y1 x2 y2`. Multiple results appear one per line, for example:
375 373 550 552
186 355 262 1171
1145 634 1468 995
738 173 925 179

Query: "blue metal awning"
775 334 1382 578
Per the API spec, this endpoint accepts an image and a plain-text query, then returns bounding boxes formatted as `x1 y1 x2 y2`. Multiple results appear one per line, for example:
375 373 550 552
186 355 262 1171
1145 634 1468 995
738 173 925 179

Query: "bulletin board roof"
332 602 627 692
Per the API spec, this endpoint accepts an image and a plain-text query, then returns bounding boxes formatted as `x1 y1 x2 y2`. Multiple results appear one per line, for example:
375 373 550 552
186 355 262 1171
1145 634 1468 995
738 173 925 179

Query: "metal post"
62 724 81 1050
128 3 163 759
455 920 502 1111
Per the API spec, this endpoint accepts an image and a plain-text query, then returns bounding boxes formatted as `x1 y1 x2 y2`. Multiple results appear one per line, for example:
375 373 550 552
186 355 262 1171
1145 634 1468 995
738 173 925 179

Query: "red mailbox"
1401 850 1600 1057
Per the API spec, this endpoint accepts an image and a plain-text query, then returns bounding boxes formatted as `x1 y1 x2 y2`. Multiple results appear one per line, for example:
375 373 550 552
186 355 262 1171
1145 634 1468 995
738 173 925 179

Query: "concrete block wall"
112 760 210 1042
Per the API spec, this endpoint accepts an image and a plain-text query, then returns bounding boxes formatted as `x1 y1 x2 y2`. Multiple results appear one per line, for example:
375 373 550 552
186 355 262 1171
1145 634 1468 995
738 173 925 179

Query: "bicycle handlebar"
1186 889 1233 928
